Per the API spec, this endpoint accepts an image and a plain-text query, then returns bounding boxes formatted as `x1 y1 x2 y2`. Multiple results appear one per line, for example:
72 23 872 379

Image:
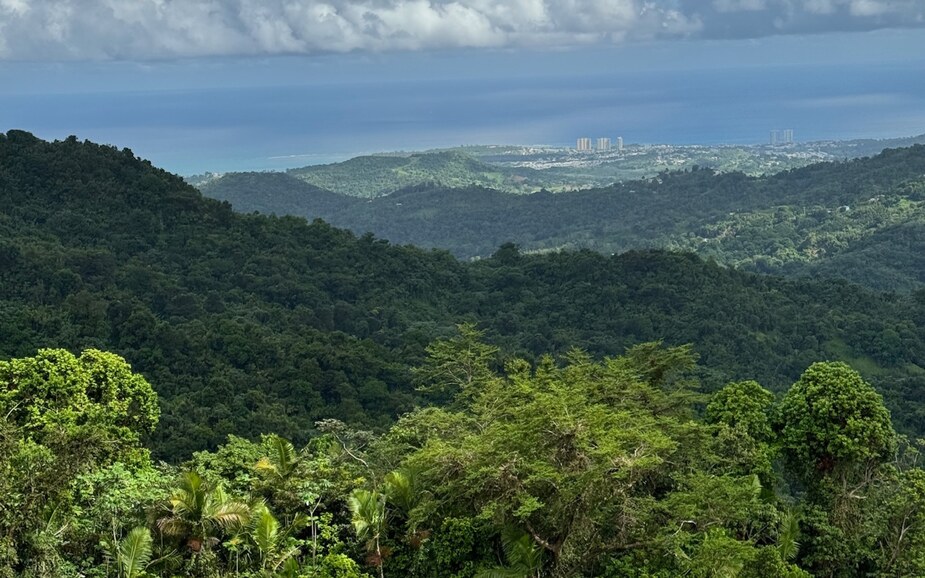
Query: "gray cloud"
0 0 922 60
690 0 925 37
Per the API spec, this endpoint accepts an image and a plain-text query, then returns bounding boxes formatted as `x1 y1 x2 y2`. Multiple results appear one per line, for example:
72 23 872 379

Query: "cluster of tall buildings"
577 136 623 152
770 129 794 145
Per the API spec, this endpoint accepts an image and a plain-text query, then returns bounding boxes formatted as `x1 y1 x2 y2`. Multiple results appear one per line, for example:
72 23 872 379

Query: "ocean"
3 57 925 175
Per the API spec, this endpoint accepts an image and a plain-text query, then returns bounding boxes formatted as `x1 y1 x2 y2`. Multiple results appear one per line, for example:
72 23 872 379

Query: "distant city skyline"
577 136 623 152
770 129 795 145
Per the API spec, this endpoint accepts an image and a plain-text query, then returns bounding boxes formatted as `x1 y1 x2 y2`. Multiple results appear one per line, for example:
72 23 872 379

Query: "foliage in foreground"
4 329 925 577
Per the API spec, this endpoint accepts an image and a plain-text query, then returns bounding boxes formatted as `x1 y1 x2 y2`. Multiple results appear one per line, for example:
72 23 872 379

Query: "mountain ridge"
4 130 925 461
201 145 925 290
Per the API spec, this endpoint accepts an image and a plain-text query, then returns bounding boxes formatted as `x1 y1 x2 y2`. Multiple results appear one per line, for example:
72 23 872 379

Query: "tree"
777 362 895 490
0 348 159 462
156 472 250 554
706 380 777 483
412 323 500 404
0 349 160 576
401 344 701 577
348 489 387 578
706 381 775 442
876 468 925 577
71 462 172 575
777 362 896 576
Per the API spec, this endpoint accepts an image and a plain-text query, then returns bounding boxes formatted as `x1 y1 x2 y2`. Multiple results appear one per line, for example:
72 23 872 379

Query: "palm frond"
269 546 301 572
501 526 542 571
348 489 385 541
384 468 419 514
253 507 280 560
287 513 310 534
178 472 206 514
777 508 801 561
255 435 299 480
274 557 301 578
119 527 153 578
155 516 188 537
271 435 299 476
208 500 251 531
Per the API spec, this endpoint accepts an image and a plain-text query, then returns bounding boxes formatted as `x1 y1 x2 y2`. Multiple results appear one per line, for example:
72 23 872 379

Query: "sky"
1 0 925 173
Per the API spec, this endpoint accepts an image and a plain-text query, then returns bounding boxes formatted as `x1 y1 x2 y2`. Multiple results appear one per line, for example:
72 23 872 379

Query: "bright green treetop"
0 348 160 575
706 380 775 442
0 348 159 454
777 362 895 485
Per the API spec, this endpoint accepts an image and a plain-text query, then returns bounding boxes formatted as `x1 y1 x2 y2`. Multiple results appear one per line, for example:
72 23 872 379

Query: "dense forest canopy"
4 332 925 577
201 146 925 291
4 130 925 577
3 130 925 463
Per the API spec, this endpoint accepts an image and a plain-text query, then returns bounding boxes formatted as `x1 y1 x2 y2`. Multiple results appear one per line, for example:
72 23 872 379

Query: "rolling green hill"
198 134 925 200
284 150 566 196
4 130 925 464
203 146 925 291
198 171 353 215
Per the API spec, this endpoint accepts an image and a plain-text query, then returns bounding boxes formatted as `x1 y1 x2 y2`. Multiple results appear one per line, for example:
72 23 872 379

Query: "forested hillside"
3 130 925 460
195 172 355 215
202 146 925 291
5 131 925 577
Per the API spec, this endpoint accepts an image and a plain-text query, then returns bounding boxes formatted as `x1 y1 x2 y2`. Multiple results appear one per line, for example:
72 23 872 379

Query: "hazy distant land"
197 135 925 293
191 133 925 196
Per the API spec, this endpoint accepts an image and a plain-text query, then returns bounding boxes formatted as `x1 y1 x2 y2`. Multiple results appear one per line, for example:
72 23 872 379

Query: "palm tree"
383 468 433 548
255 435 300 483
348 488 387 578
255 435 308 518
223 502 307 575
156 471 250 554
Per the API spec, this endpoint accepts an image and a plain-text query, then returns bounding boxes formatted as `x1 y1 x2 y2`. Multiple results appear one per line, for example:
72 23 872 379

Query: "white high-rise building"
617 136 624 151
576 137 592 152
771 129 794 145
597 137 611 151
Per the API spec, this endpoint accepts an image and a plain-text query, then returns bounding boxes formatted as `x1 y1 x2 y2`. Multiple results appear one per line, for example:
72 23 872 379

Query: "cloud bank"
0 0 922 60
